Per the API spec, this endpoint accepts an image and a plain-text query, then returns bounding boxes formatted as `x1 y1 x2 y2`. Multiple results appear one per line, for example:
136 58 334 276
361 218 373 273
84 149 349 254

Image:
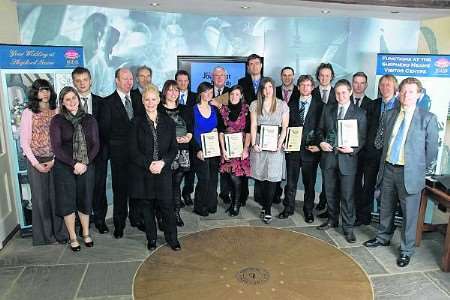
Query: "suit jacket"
238 75 259 104
213 85 230 98
286 95 324 162
276 85 300 104
91 93 103 120
376 106 438 194
184 90 198 107
312 86 337 106
127 113 177 200
130 88 145 117
351 95 372 111
360 97 382 160
318 102 367 175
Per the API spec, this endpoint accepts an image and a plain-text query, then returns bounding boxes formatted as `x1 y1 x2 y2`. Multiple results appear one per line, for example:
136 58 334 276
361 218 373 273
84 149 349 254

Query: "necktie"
388 111 406 164
374 105 386 149
322 89 328 103
337 106 345 120
180 94 185 105
283 90 289 102
81 97 88 112
124 95 133 120
354 97 361 106
299 101 306 125
217 88 222 96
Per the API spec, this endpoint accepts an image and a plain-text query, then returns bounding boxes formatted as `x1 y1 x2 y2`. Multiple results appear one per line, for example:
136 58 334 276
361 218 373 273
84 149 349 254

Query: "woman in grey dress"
249 77 289 224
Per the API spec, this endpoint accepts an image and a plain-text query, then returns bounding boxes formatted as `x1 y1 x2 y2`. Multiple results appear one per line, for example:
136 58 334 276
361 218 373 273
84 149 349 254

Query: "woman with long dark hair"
218 85 251 216
50 86 99 251
19 79 67 245
249 77 289 224
159 80 193 227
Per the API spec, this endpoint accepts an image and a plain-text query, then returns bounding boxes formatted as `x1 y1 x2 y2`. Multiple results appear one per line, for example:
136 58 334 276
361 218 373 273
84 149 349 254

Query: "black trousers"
354 157 380 223
110 147 132 230
255 180 278 215
92 154 108 225
173 169 189 210
140 197 177 243
193 156 219 214
182 169 195 196
219 173 231 198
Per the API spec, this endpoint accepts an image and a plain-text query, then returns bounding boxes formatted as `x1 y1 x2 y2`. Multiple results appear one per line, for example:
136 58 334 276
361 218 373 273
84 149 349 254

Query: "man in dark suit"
130 65 151 117
350 72 372 110
276 67 300 104
238 53 263 104
278 75 324 223
317 79 367 243
99 68 142 238
175 70 197 205
364 77 438 267
72 67 109 234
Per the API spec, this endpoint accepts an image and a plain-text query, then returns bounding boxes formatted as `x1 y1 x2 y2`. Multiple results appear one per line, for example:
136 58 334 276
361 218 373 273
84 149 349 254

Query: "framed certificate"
201 131 221 158
224 132 244 158
337 119 359 147
260 125 279 151
285 127 302 152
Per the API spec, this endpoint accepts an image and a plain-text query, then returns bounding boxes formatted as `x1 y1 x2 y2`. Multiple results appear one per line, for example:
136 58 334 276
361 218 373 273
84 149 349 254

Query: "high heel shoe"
70 239 81 252
175 211 184 227
82 235 94 248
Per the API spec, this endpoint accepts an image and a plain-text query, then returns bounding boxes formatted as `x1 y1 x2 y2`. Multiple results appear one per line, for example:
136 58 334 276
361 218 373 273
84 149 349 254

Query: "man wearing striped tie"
364 77 439 267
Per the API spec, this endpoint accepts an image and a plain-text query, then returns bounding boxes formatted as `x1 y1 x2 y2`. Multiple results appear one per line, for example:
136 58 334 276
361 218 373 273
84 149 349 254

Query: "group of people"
20 53 438 268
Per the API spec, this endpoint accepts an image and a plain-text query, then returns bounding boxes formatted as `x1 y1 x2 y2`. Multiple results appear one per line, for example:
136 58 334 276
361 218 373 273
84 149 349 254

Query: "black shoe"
315 202 326 211
113 228 124 239
354 219 371 226
344 232 356 243
208 208 217 214
168 240 181 251
82 235 94 248
147 240 157 251
317 210 329 219
317 220 338 230
304 212 314 223
193 209 209 217
182 193 193 206
175 211 185 227
219 193 231 204
95 222 109 234
363 238 390 248
277 210 293 219
69 239 81 252
226 202 241 217
263 214 273 224
397 254 411 267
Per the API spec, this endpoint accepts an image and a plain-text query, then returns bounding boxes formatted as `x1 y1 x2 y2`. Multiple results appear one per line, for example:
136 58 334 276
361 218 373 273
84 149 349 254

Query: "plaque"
259 125 279 151
201 131 221 158
285 127 302 152
224 132 244 158
337 119 359 147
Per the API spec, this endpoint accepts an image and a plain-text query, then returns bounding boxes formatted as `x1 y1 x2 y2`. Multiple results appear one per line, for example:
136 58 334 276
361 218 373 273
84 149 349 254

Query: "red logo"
434 58 449 68
64 49 79 60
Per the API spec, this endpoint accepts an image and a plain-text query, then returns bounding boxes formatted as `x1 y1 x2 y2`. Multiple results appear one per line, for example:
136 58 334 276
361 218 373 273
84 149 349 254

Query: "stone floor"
0 199 449 300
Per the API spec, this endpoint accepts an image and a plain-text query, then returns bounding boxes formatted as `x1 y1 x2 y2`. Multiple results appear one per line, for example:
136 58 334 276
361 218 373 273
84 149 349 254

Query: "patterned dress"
219 104 251 177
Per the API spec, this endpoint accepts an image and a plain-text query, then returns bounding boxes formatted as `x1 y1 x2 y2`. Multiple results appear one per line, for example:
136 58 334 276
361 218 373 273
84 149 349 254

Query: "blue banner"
376 53 450 78
0 44 83 69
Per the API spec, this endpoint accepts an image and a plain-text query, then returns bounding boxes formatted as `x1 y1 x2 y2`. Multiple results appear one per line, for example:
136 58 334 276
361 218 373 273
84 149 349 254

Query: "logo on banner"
434 58 449 75
64 49 80 66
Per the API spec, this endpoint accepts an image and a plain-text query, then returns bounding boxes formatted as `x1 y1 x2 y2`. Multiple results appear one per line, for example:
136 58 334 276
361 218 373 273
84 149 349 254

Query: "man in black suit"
175 70 197 206
317 79 367 243
99 68 142 238
72 67 109 234
350 72 372 110
130 65 151 117
276 67 300 104
238 53 263 104
278 75 324 223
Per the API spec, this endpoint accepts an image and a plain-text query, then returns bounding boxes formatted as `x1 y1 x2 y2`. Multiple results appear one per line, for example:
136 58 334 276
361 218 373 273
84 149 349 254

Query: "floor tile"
0 267 24 295
425 270 450 295
289 226 337 246
342 246 387 275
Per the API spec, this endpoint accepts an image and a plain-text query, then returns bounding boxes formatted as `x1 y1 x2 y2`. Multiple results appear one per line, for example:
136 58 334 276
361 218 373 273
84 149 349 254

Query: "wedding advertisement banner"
0 44 84 232
375 53 450 223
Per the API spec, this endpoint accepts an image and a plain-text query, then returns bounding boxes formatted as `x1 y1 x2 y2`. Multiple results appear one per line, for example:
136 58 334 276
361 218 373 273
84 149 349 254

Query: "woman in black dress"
128 84 180 251
50 86 99 251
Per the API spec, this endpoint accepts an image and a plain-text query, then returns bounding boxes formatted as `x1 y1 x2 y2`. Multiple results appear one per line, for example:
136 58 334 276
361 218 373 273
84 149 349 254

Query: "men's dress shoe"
219 193 231 204
278 210 293 219
354 219 371 227
208 208 217 214
193 209 209 217
182 194 193 206
397 254 411 267
304 212 314 224
315 202 326 211
344 232 357 243
147 240 157 251
317 210 329 219
168 240 181 251
363 238 390 248
317 221 338 230
113 228 124 239
95 222 109 234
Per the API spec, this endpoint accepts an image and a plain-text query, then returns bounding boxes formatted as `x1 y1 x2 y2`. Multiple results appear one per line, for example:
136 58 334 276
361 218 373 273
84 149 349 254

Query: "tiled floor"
0 199 449 300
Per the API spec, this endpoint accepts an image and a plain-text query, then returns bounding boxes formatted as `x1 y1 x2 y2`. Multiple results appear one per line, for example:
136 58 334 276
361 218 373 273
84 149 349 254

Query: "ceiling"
13 0 450 20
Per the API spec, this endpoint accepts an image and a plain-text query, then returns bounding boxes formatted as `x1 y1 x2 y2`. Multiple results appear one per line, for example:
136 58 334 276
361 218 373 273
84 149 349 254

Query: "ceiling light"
241 5 250 9
150 2 159 7
321 10 330 14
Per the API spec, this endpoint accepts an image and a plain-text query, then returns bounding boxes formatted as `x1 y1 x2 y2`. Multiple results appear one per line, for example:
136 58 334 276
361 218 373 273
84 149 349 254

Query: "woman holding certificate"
159 80 193 227
191 82 221 217
250 77 289 224
218 85 251 217
128 84 181 251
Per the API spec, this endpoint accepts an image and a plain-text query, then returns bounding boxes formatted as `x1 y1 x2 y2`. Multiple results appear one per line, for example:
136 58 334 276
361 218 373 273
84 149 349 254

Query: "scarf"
228 101 242 122
64 110 89 164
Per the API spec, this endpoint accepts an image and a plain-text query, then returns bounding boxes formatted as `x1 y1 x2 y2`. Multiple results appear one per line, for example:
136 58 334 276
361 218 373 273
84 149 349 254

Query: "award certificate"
224 132 244 158
337 119 359 147
260 125 279 151
285 127 302 152
201 131 221 158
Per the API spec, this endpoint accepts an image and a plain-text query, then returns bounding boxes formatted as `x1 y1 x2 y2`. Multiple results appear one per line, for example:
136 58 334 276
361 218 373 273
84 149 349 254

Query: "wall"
0 0 20 43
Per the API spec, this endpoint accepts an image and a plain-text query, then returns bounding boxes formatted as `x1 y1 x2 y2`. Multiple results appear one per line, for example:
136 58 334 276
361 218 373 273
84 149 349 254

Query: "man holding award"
317 79 367 244
278 75 324 223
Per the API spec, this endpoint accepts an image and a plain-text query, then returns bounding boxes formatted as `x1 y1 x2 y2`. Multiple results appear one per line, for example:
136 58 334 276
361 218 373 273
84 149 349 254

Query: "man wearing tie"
276 67 300 104
238 53 263 104
278 75 324 223
364 77 438 267
99 68 140 238
211 66 231 108
317 79 367 243
350 72 372 110
72 67 109 234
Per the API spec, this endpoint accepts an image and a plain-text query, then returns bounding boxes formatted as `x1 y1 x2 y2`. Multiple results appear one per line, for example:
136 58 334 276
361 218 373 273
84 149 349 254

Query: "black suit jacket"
360 97 382 160
127 113 177 200
130 88 145 117
276 86 300 104
238 75 259 104
318 102 367 175
351 95 372 111
312 86 337 106
213 85 231 98
91 93 103 120
286 96 324 162
184 91 198 107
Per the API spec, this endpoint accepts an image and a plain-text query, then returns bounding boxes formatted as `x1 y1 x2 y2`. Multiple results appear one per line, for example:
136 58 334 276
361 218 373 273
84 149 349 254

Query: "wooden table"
416 186 450 272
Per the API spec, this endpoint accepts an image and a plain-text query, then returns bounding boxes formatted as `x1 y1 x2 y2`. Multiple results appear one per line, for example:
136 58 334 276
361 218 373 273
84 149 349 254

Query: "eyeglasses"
38 87 50 92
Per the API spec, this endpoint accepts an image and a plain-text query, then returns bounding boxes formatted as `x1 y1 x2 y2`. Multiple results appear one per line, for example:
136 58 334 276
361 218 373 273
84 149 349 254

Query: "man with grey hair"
131 65 153 109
